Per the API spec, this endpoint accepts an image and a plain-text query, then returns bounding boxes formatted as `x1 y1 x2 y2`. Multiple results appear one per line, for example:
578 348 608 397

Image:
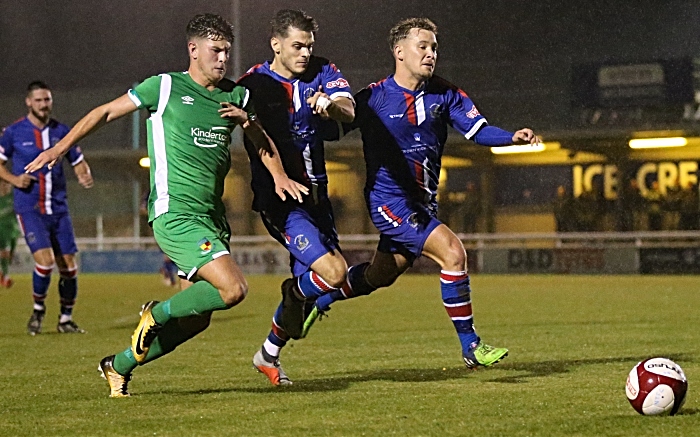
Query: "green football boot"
300 304 326 339
463 342 509 369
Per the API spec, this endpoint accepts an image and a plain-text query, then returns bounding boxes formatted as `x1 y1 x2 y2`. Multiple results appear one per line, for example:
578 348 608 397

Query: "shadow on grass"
151 367 470 396
486 353 694 384
147 353 694 396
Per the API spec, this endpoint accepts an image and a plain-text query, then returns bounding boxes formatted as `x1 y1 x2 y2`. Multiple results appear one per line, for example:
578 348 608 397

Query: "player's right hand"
306 86 332 118
13 173 37 189
219 102 249 125
273 175 309 203
24 148 64 173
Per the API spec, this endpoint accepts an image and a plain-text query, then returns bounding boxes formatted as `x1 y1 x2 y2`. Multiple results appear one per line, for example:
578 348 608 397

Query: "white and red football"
626 358 688 416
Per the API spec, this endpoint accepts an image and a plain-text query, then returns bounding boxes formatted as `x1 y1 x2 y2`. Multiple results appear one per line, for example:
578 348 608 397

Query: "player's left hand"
306 86 332 119
512 128 540 145
24 148 64 173
273 175 309 203
219 102 249 125
77 169 94 189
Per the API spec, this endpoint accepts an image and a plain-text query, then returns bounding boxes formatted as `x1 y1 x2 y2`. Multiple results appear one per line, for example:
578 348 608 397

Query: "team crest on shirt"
198 238 213 255
414 133 421 142
430 103 443 119
407 213 420 229
294 234 310 252
303 88 316 100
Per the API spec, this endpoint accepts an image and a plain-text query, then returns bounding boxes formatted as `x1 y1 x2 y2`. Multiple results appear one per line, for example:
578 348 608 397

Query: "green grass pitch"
0 273 698 436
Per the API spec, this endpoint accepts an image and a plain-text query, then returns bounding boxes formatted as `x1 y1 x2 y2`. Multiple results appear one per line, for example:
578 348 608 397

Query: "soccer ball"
625 358 688 416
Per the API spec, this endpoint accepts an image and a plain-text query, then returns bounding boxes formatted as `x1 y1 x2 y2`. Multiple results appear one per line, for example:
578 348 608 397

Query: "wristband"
316 96 331 111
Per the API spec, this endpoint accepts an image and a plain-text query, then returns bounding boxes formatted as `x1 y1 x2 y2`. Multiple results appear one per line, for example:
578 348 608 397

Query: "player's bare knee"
441 244 467 271
323 265 348 289
220 281 248 307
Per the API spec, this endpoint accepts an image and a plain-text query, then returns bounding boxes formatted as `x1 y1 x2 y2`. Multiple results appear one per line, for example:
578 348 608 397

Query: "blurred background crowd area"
2 0 700 238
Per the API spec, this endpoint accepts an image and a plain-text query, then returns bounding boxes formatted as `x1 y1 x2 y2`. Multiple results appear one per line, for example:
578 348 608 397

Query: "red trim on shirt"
282 82 294 114
403 92 417 125
38 174 46 214
414 161 425 190
33 129 42 150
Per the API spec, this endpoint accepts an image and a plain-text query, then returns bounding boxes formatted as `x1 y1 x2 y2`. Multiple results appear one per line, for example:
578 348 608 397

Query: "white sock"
263 339 281 359
59 314 72 324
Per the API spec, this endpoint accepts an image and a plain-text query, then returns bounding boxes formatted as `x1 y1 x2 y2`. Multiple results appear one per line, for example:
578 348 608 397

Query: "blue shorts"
368 191 441 263
17 211 78 255
261 199 339 277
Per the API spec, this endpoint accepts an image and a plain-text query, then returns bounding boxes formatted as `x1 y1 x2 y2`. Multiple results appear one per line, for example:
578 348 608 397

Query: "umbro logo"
181 96 194 105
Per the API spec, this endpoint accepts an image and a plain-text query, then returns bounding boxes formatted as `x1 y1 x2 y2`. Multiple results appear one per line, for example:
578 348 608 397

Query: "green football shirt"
128 72 253 222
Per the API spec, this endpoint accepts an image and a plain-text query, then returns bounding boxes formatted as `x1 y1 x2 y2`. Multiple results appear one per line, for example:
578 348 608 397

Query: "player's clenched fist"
511 128 540 145
306 85 332 118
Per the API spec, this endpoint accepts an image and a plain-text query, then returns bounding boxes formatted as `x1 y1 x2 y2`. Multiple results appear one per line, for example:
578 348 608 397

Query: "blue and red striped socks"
32 263 53 312
440 270 479 353
262 303 291 360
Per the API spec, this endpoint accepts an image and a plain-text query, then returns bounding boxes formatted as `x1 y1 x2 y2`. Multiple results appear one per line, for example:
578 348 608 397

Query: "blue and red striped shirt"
351 75 512 210
237 56 352 211
0 117 83 214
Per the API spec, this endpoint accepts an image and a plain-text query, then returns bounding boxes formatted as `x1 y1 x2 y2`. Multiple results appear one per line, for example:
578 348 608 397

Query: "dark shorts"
261 198 339 277
17 211 78 255
368 191 441 262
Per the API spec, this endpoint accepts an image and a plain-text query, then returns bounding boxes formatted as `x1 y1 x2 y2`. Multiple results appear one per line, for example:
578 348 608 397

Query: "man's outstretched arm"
218 102 309 202
25 94 138 172
244 120 309 203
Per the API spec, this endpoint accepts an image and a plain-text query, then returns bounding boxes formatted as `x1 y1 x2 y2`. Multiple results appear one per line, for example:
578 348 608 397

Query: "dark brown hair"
270 9 318 38
388 17 437 49
186 13 235 43
27 81 50 95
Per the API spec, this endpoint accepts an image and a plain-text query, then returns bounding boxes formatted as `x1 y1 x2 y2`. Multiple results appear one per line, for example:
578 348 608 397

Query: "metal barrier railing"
39 231 700 251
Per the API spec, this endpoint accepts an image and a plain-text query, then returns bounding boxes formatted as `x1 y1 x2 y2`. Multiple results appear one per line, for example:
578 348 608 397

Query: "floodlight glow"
628 137 688 149
491 142 546 154
139 157 150 168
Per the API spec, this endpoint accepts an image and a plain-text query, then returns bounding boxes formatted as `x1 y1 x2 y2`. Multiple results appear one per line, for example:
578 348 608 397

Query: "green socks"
111 281 227 377
151 280 227 324
112 315 210 376
1 257 9 276
113 348 138 375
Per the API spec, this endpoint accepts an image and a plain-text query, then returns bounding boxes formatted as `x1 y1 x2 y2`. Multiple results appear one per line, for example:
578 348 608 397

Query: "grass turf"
0 273 698 436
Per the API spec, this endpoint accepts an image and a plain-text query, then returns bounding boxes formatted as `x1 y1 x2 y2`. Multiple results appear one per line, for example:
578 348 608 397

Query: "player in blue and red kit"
0 81 94 335
238 9 363 385
305 18 540 369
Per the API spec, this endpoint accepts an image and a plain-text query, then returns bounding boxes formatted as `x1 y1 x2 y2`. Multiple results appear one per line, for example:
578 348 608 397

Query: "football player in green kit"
25 13 309 397
0 179 19 288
